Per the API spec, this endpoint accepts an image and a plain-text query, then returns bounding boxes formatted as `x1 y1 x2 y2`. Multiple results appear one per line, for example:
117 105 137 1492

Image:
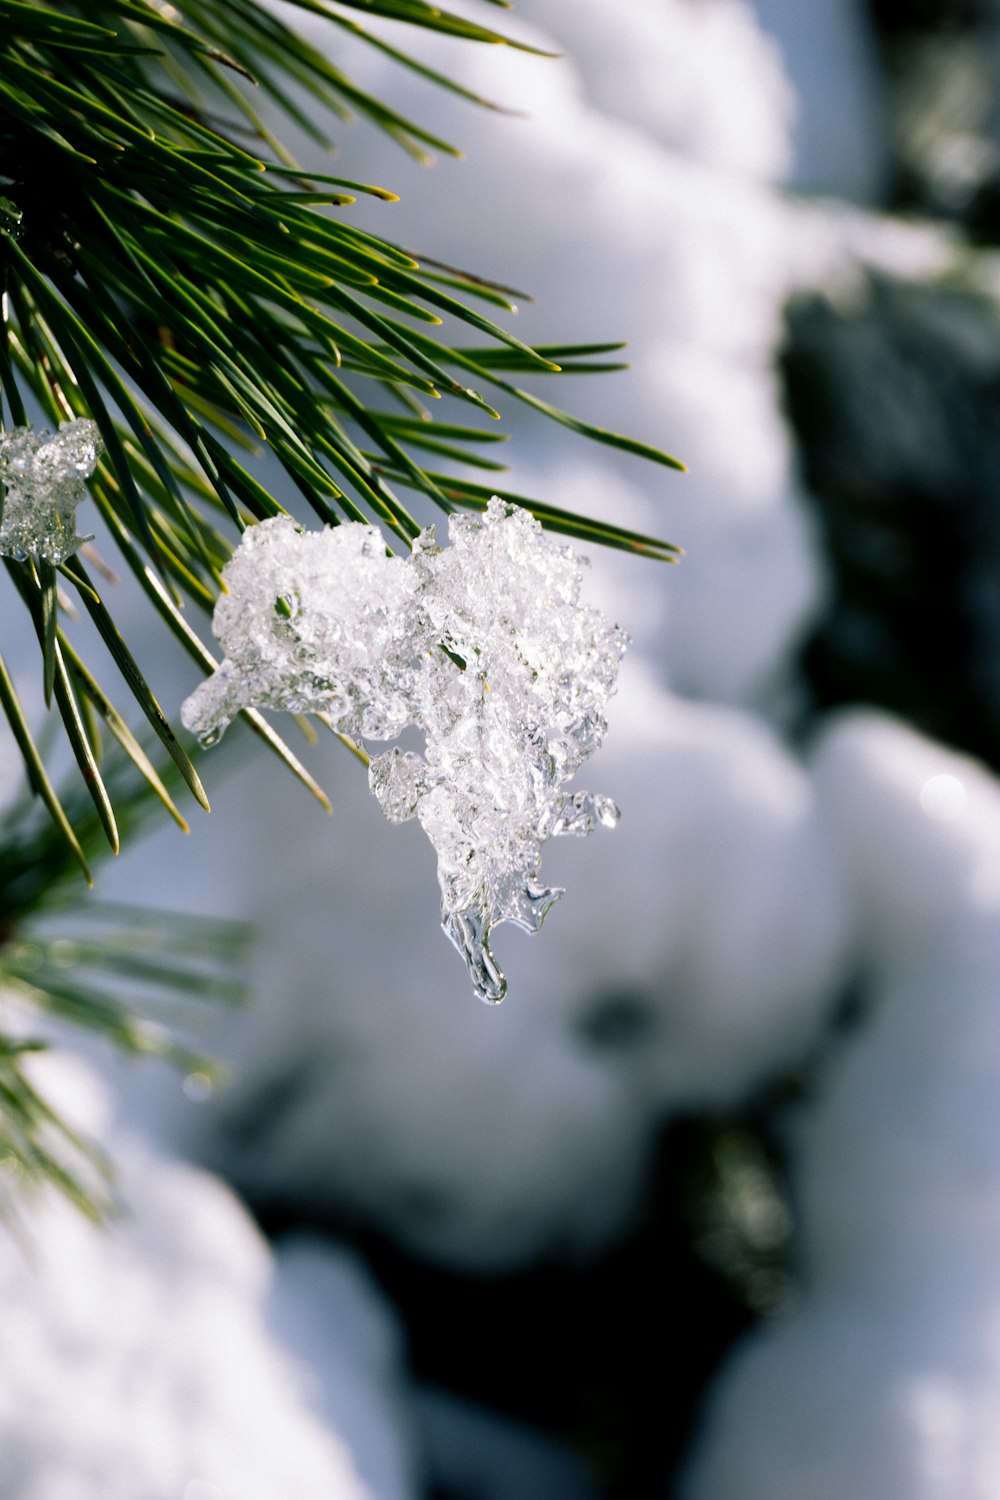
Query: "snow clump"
0 1053 412 1500
681 712 1000 1500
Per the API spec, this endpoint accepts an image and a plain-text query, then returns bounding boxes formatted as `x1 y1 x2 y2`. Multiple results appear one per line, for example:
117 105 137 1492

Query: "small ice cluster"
182 500 627 1002
0 419 101 563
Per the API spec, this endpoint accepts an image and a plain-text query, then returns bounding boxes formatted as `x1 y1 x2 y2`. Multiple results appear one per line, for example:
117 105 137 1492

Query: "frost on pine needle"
182 500 627 1002
0 419 101 563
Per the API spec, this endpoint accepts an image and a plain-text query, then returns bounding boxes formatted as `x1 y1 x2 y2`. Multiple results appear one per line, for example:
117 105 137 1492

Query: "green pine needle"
0 0 684 1217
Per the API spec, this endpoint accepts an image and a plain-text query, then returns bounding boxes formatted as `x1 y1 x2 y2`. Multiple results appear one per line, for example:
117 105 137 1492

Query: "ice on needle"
182 500 627 1002
0 419 101 564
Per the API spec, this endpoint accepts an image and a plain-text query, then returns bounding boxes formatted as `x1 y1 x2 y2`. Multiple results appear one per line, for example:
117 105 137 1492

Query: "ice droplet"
0 197 22 237
0 419 101 563
443 906 507 1004
183 500 628 1000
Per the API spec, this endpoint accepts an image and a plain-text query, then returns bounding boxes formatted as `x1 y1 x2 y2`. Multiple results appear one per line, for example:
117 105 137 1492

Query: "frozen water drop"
0 197 22 236
443 907 507 1004
180 517 418 746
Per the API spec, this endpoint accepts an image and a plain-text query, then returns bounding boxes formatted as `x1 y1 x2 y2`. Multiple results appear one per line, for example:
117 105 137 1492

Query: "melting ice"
182 499 628 1001
0 419 101 563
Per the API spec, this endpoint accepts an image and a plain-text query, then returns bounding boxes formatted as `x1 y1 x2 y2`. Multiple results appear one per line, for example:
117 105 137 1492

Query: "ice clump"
0 419 101 563
180 516 420 745
182 500 627 1002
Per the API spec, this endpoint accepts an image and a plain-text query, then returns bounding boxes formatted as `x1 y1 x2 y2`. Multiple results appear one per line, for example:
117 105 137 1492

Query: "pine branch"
0 0 681 862
0 744 251 1222
0 0 684 1210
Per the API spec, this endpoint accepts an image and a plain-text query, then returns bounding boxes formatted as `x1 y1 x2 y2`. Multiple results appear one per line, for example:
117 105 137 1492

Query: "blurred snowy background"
9 0 1000 1495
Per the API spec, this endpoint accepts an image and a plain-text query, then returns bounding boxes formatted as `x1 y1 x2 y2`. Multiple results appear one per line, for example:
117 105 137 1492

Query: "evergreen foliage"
0 0 680 1211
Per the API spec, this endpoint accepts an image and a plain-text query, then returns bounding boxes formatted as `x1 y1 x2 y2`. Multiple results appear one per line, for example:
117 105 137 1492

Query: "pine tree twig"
0 0 685 1214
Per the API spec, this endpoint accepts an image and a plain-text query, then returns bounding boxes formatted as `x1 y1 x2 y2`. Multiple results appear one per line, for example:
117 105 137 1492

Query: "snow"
680 713 1000 1500
516 0 796 183
0 1053 416 1500
268 1238 417 1500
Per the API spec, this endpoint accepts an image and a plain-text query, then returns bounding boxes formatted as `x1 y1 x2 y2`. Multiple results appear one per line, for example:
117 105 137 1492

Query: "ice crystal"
0 420 102 564
180 518 421 745
183 500 627 1001
0 197 22 237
